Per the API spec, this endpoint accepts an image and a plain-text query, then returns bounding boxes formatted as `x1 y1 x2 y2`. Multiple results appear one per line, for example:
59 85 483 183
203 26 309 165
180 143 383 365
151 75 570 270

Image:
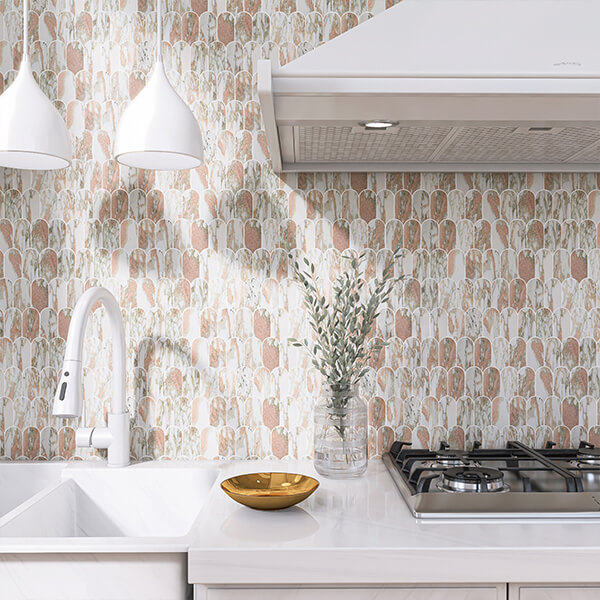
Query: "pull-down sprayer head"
52 359 84 418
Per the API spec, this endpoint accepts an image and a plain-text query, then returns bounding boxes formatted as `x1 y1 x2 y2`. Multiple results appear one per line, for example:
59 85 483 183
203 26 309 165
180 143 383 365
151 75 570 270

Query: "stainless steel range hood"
258 0 600 173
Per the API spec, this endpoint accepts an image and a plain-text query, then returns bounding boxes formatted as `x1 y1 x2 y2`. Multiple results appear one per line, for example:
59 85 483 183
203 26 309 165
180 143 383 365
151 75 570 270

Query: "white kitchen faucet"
52 287 130 467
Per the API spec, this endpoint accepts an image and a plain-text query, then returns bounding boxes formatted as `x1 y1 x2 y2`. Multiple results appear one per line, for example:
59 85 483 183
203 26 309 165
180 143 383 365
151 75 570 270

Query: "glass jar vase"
313 383 368 478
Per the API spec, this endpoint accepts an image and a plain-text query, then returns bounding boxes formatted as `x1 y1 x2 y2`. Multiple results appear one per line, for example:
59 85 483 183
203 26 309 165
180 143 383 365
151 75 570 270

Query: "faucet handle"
75 427 95 448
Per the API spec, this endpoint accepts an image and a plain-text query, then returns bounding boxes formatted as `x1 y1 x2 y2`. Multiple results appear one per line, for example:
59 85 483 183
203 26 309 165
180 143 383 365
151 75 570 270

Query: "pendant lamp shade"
0 2 71 170
114 63 204 170
114 0 203 170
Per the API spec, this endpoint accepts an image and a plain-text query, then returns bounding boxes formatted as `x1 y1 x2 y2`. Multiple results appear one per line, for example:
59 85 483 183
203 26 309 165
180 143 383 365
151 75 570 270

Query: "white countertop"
188 459 600 585
3 458 600 584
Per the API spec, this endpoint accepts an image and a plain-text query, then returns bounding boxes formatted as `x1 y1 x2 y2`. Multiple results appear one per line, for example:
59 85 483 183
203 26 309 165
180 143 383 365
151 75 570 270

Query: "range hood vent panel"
294 126 600 166
257 0 600 173
297 126 454 163
438 126 600 163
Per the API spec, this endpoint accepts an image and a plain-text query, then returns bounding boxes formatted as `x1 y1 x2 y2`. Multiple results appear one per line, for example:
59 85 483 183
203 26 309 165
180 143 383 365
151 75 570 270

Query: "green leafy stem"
289 248 405 410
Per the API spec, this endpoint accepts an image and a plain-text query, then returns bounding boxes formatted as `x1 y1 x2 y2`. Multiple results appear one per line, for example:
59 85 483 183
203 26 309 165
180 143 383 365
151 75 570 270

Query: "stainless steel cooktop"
383 440 600 519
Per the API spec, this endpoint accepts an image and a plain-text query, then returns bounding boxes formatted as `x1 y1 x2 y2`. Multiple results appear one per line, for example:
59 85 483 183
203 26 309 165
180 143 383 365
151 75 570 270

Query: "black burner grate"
389 440 600 495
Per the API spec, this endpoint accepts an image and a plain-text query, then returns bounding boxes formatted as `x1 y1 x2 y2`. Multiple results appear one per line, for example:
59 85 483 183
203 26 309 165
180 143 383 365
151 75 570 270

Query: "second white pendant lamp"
114 0 204 170
0 0 71 170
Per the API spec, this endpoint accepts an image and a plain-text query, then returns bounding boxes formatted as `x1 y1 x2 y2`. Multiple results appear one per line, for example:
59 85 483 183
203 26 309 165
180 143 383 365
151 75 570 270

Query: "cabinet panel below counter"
201 586 506 600
510 585 600 599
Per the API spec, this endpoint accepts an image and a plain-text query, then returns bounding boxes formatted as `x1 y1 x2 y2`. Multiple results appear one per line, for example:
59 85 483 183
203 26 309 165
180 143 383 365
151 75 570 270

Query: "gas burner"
576 442 600 466
429 442 470 468
437 466 508 493
430 457 467 468
577 447 600 466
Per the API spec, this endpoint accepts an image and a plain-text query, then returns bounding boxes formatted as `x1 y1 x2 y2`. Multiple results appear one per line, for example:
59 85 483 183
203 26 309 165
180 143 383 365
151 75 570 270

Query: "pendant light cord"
23 0 29 60
156 0 163 63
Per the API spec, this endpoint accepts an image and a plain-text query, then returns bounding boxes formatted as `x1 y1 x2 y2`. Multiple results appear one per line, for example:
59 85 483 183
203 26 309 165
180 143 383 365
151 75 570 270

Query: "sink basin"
0 462 220 600
0 463 218 538
0 462 65 519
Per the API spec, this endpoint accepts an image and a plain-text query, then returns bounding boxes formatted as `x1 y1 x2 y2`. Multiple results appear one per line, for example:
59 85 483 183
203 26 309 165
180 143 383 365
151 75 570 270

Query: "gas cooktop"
383 440 600 519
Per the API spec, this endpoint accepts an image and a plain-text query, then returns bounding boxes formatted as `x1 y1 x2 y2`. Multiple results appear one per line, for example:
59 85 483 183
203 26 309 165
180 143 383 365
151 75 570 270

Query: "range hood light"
361 120 396 130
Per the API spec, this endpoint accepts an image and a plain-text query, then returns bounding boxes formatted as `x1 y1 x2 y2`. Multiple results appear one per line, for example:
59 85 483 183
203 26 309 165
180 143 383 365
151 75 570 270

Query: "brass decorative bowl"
220 472 319 510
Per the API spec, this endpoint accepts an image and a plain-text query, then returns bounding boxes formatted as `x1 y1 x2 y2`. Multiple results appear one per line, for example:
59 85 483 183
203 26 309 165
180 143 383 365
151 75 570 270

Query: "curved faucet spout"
52 287 130 467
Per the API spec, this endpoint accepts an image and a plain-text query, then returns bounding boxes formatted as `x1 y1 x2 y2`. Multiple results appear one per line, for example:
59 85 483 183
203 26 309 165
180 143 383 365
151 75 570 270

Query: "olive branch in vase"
289 248 405 428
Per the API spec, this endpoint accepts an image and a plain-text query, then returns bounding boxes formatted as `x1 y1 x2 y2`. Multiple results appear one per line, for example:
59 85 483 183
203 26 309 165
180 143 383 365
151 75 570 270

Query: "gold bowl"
220 472 319 510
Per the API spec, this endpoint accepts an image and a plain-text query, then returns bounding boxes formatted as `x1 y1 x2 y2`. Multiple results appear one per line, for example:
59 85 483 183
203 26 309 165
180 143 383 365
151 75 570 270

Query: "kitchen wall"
1 0 600 461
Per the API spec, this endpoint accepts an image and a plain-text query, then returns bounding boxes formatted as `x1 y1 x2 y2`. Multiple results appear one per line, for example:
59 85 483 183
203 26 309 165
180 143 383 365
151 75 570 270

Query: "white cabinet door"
510 585 600 600
205 586 505 600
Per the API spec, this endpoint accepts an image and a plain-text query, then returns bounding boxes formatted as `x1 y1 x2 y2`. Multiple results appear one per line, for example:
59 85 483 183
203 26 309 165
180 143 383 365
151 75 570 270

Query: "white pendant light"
0 0 71 170
114 0 204 170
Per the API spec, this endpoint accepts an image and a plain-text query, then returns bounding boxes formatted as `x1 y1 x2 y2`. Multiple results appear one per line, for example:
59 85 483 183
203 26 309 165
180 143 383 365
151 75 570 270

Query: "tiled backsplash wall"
1 0 600 461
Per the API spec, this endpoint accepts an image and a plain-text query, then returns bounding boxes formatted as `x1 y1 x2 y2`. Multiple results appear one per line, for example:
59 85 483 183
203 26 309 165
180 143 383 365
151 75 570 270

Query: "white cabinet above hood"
258 0 600 173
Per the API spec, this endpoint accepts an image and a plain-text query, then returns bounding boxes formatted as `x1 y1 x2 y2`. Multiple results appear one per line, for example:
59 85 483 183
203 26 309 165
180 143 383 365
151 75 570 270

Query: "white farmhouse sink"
0 462 220 600
0 462 65 519
0 463 218 538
